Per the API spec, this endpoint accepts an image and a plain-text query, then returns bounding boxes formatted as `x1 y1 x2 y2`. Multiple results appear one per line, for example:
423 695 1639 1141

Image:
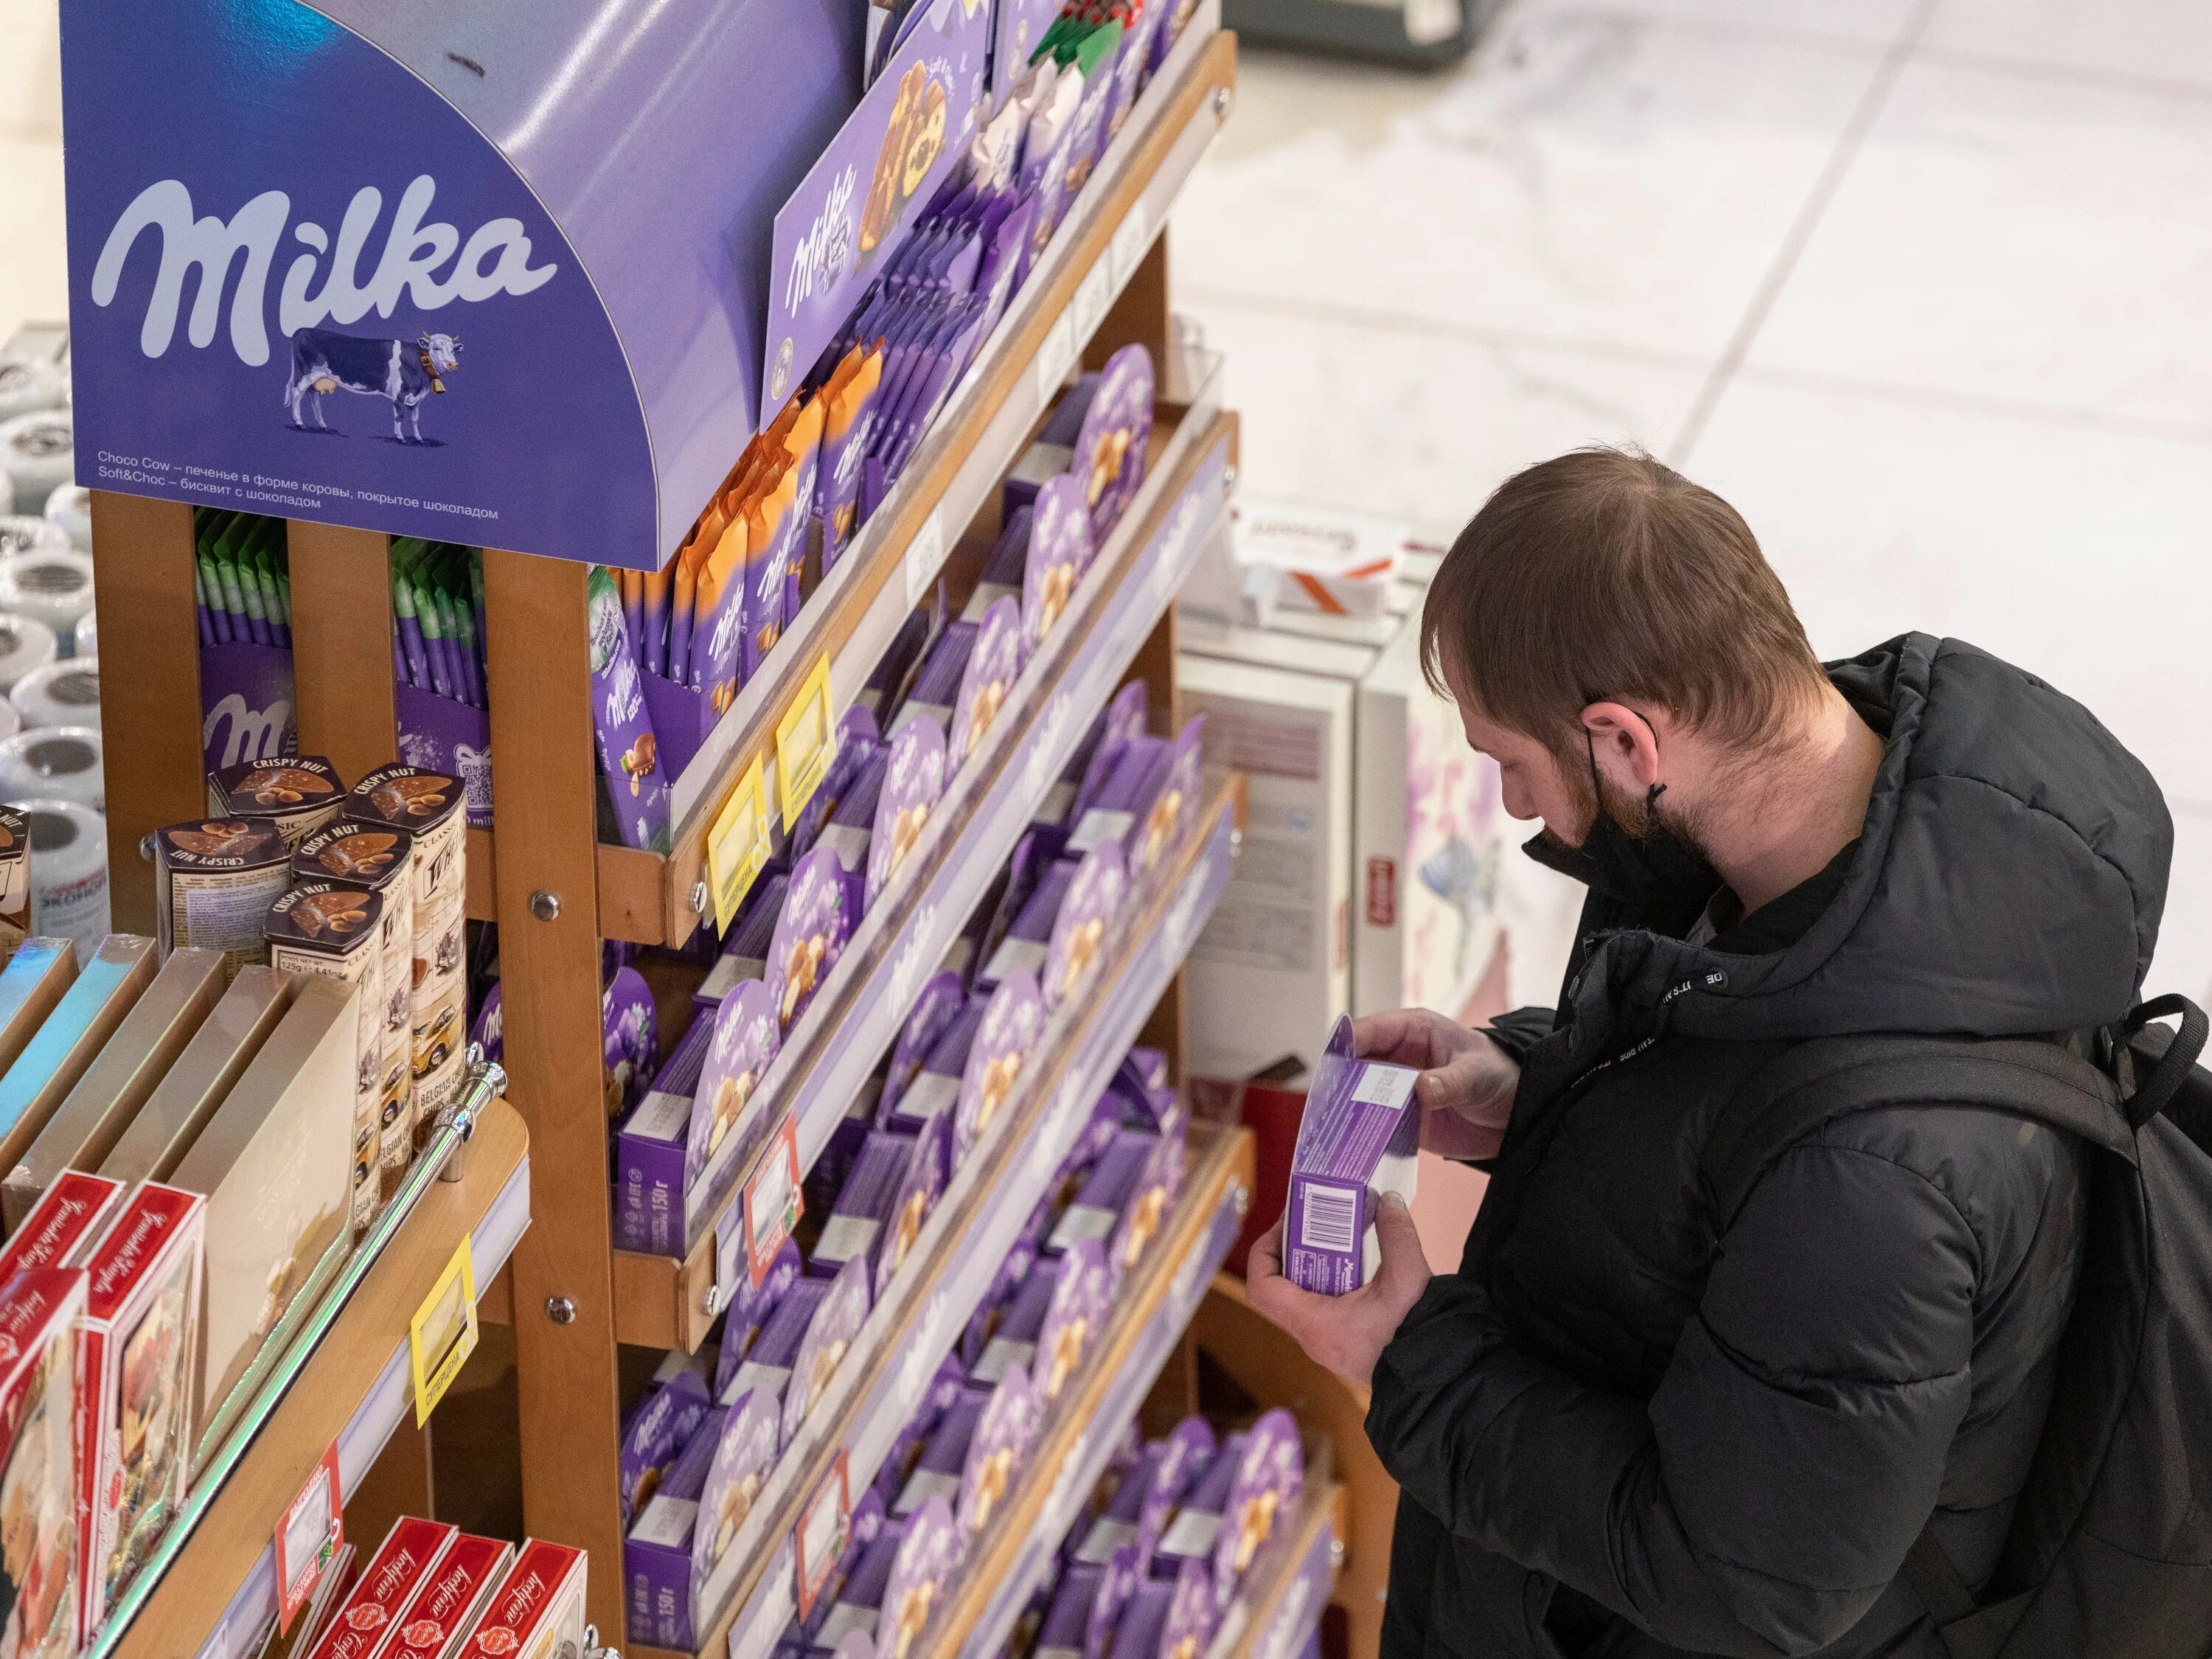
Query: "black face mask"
1526 730 1722 911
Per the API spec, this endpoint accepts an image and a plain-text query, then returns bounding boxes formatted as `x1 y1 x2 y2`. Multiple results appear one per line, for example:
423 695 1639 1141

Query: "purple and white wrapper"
686 979 781 1189
700 870 790 1006
959 1234 1037 1373
874 1356 969 1511
1116 1557 1217 1659
588 564 672 852
1107 1130 1185 1290
1284 1015 1419 1295
726 1276 832 1413
768 848 860 1037
1088 1543 1144 1659
866 714 949 911
1048 1128 1161 1254
1043 843 1124 1009
1032 1237 1112 1405
891 995 983 1133
979 858 1075 992
877 1112 953 1300
784 1253 874 1445
882 970 967 1121
949 594 1021 765
1065 733 1167 858
1071 346 1154 540
954 968 1047 1162
1132 716 1205 887
957 1363 1042 1540
1024 476 1091 656
879 1495 960 1659
1151 1433 1242 1582
1214 1409 1304 1600
692 1387 782 1589
813 1130 919 1281
619 1368 712 1526
717 1237 803 1397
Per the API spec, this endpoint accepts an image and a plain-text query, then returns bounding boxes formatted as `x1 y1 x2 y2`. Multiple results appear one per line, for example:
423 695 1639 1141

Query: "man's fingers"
1371 1192 1432 1296
1352 1008 1442 1068
1249 1215 1286 1284
1417 1046 1498 1115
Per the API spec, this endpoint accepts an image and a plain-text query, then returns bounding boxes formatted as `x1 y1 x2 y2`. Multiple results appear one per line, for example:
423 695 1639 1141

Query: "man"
1247 448 2171 1658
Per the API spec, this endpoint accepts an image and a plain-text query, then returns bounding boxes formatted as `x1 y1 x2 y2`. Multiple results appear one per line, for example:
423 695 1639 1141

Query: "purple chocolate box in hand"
1283 1015 1420 1296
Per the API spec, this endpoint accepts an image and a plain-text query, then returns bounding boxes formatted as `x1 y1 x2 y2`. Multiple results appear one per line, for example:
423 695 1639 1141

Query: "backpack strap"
2115 994 2210 1130
1701 1033 2128 1229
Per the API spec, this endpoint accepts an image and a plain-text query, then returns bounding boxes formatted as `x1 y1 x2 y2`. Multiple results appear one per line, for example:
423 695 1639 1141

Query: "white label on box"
894 1072 959 1124
982 936 1048 986
629 1088 692 1141
697 952 757 1006
815 1214 882 1267
1352 1066 1416 1110
972 1337 1038 1385
630 1495 700 1547
896 1468 964 1516
1048 1204 1117 1251
1075 1517 1137 1565
818 1604 882 1645
731 1361 793 1402
816 824 873 872
904 508 947 608
1157 1509 1223 1559
1066 808 1134 855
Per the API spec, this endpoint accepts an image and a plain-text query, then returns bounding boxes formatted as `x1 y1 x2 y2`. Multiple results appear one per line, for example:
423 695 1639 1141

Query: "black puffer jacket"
1366 635 2174 1659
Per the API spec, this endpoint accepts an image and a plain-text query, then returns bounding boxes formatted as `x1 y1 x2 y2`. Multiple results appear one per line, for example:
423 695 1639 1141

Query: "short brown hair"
1420 448 1826 753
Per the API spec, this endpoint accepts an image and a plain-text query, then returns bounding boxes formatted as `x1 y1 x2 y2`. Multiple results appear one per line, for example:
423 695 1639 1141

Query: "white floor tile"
0 138 67 344
1924 0 2212 94
1683 374 2212 813
1182 297 1709 526
1745 56 2212 433
1175 12 1882 361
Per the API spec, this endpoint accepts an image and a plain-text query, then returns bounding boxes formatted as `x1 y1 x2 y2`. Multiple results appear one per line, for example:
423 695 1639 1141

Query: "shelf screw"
691 880 710 916
138 833 158 863
705 1282 728 1318
1231 1182 1250 1218
1222 464 1239 491
546 1295 577 1325
529 890 562 922
1330 1535 1346 1569
1213 86 1233 121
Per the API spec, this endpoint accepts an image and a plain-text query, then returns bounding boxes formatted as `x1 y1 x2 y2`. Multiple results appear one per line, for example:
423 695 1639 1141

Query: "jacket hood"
1583 633 2172 1043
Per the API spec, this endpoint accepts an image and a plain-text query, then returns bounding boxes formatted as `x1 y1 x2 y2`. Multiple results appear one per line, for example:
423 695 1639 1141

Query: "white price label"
1110 204 1151 290
903 508 947 608
1035 312 1079 401
1072 258 1114 343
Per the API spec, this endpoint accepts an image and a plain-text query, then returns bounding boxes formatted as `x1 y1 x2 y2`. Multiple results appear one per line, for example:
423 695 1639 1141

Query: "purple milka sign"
763 0 990 414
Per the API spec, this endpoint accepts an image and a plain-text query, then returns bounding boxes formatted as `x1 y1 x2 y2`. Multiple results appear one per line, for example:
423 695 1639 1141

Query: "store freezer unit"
1178 590 1506 1083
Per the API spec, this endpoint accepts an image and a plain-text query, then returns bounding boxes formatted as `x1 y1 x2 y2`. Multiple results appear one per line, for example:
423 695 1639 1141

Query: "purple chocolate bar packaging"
818 1516 907 1648
768 849 859 1037
865 715 949 911
889 995 984 1132
1032 1238 1113 1405
717 1237 803 1398
619 1367 713 1526
979 858 1075 992
953 970 1047 1162
686 979 782 1189
1284 1016 1420 1295
896 1384 986 1517
587 565 672 852
882 971 967 1121
783 1254 874 1446
813 1130 917 1281
692 1387 783 1602
971 1256 1056 1386
1106 1130 1185 1290
1213 1409 1304 1600
888 622 975 741
948 595 1021 767
1088 1543 1144 1659
1049 1128 1161 1253
876 1113 952 1300
880 1496 960 1659
1043 844 1124 1009
726 1275 832 1415
698 871 792 1009
961 508 1033 625
959 1234 1037 1373
1064 734 1168 858
1023 476 1091 654
1116 1556 1217 1659
801 1492 890 1646
815 747 891 880
1035 1563 1105 1659
1071 347 1155 540
793 707 886 863
1151 1433 1243 1582
957 1363 1042 1540
874 1357 968 1511
616 1016 717 1255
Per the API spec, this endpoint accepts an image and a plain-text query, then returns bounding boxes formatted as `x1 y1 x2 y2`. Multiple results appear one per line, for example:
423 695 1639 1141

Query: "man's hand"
1245 1194 1431 1388
1353 1009 1518 1161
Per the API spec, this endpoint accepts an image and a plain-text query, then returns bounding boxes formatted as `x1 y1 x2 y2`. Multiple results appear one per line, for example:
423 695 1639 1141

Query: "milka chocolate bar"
717 1237 804 1397
896 1385 988 1515
1283 1015 1419 1295
961 507 1034 625
978 858 1075 990
1064 736 1169 858
1048 1128 1159 1252
1001 372 1096 522
614 1015 714 1254
154 817 288 982
815 1516 907 1648
814 746 891 877
725 1275 831 1409
206 754 345 848
4 945 225 1228
1113 1557 1218 1659
887 622 976 739
970 1258 1055 1386
782 1254 872 1446
620 1366 712 1526
813 1130 916 1280
0 933 156 1186
1147 1433 1241 1583
1036 1562 1106 1659
887 995 983 1131
697 872 790 1008
957 1363 1041 1540
874 1355 967 1511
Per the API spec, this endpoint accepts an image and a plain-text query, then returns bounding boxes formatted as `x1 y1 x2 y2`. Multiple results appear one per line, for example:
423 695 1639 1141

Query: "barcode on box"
1299 1183 1359 1256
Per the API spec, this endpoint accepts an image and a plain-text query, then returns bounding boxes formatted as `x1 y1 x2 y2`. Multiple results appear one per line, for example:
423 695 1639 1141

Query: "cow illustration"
282 327 462 443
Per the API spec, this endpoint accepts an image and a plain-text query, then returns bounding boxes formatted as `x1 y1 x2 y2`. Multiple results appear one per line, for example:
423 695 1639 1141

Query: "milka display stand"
74 0 1261 1650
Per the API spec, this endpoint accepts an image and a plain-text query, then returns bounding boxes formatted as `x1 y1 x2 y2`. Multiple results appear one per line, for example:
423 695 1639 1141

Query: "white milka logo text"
91 174 557 367
783 167 855 315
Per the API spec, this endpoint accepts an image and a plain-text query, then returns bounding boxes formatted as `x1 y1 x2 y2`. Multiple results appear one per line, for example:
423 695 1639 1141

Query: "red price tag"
275 1441 343 1633
794 1450 852 1622
743 1117 804 1290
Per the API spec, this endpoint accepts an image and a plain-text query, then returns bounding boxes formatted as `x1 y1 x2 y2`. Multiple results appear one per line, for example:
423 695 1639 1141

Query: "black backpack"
1704 995 2212 1659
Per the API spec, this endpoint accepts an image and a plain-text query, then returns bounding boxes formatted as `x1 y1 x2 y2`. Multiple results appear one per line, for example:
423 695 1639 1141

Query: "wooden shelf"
105 1099 532 1659
451 20 1239 944
613 406 1239 1346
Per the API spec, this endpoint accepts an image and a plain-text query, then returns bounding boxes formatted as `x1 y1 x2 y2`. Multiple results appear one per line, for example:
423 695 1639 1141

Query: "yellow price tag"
776 655 836 828
706 754 774 933
408 1237 479 1427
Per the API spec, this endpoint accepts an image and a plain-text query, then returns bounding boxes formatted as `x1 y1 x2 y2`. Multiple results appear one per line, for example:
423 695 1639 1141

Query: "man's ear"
1581 700 1663 794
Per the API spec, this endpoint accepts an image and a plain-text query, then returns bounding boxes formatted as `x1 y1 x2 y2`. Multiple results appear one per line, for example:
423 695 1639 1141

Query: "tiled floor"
1 0 2206 995
1172 0 2212 1002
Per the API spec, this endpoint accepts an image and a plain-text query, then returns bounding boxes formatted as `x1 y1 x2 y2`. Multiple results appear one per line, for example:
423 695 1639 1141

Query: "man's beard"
1537 757 1722 910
